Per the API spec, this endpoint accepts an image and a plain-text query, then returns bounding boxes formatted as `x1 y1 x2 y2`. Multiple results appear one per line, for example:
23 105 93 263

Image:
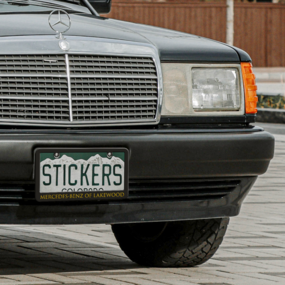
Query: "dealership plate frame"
35 147 129 202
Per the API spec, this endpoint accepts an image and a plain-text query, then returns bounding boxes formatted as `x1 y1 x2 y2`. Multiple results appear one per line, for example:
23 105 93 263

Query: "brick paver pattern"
0 134 284 284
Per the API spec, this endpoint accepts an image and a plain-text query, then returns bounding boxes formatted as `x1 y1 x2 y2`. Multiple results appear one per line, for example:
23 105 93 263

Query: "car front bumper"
0 126 274 224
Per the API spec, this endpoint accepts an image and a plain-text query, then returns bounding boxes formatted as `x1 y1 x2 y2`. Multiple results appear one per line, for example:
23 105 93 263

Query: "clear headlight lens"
162 65 242 116
192 68 240 111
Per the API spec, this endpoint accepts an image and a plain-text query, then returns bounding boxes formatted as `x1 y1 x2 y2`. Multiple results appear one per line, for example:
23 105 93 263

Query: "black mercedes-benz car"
0 0 274 267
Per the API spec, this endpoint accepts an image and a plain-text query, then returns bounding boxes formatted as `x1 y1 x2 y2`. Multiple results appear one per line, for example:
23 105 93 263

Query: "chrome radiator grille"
0 54 159 125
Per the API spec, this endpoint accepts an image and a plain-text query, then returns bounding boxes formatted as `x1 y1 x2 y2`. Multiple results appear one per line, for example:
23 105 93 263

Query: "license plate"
35 148 128 202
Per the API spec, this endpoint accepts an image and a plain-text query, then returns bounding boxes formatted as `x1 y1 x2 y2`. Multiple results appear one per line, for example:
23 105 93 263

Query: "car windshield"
0 0 90 13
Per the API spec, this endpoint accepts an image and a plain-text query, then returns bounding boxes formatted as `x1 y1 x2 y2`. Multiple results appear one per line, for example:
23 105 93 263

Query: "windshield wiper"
80 0 97 15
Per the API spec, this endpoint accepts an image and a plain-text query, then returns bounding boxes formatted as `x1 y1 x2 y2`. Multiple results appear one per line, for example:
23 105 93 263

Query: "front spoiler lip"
0 177 256 225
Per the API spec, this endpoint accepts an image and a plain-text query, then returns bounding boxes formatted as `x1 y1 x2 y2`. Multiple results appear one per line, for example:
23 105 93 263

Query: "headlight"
162 64 189 115
162 64 243 116
192 68 240 111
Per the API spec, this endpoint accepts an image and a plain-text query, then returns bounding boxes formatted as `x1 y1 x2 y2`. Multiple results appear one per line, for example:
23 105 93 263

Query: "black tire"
112 218 229 267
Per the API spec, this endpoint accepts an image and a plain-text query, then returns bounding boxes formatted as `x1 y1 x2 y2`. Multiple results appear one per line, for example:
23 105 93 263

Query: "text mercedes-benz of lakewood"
0 0 274 267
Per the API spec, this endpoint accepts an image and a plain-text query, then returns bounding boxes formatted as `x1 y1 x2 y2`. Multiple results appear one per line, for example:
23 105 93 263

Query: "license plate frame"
35 148 129 202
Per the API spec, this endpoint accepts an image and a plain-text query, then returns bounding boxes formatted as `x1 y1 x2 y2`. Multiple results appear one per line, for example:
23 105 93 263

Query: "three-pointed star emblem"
48 9 71 34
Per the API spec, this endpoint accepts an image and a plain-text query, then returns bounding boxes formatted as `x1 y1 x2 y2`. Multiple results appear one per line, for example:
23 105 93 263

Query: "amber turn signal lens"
241 62 258 114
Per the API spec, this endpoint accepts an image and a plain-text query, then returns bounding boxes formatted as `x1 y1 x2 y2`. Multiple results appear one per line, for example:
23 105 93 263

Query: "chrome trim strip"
0 96 69 100
0 96 157 101
71 97 158 101
65 54 73 122
70 75 158 79
0 74 67 78
0 118 158 128
152 56 163 124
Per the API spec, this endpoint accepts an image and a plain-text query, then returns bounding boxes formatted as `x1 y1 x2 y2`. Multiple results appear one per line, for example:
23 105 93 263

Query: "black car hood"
0 13 249 62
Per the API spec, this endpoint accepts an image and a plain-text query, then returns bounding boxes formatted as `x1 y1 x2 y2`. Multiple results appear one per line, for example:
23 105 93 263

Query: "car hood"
0 13 248 62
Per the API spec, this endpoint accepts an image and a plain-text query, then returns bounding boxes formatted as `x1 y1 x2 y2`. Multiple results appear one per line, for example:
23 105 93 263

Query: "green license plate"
35 148 128 202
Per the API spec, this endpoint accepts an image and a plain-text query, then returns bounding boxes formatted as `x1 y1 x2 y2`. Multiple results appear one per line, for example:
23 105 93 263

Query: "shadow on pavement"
0 228 140 275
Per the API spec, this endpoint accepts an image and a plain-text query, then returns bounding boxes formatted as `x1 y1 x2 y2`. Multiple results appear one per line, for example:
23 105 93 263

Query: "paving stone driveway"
0 132 284 285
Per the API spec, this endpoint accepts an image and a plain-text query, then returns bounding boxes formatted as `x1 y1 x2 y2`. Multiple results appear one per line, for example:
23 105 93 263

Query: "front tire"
112 218 229 267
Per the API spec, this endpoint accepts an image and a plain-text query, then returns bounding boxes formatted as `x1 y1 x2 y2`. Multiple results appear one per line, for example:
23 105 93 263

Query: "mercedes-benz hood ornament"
48 9 71 51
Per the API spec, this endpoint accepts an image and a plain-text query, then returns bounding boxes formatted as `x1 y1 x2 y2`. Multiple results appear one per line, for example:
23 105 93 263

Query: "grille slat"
73 101 157 107
70 75 157 79
0 90 68 95
0 67 67 73
73 107 157 112
73 112 156 117
71 97 158 101
0 54 159 124
0 111 70 117
71 79 157 84
0 83 68 88
0 96 70 100
69 56 154 63
71 90 158 96
128 179 240 200
71 63 155 68
71 85 157 90
0 106 70 112
0 78 68 82
0 100 69 106
70 67 156 73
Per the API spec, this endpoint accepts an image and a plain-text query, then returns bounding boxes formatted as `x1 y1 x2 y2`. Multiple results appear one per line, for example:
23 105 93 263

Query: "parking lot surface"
254 67 285 96
0 126 284 284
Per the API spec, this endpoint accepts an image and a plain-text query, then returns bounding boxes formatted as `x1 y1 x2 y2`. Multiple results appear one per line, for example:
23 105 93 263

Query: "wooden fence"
106 1 285 67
